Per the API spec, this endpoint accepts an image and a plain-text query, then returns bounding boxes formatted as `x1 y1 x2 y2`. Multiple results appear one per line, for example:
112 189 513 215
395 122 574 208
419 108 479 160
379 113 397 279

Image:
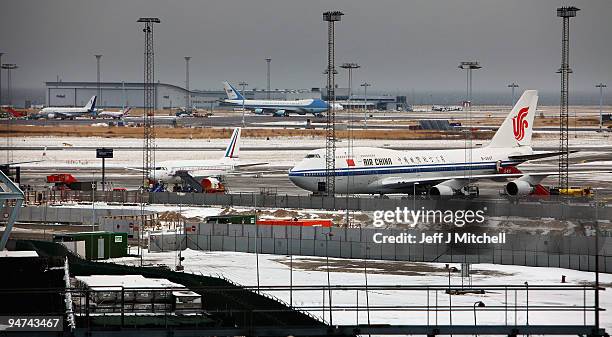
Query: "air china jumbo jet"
142 127 265 185
289 90 583 196
223 81 342 117
33 96 97 120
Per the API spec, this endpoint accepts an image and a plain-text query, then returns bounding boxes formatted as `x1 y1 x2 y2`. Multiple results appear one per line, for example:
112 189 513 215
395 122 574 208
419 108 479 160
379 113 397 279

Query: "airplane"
2 107 27 118
432 105 463 112
131 127 265 186
289 90 594 197
222 81 342 117
30 96 97 120
97 107 131 119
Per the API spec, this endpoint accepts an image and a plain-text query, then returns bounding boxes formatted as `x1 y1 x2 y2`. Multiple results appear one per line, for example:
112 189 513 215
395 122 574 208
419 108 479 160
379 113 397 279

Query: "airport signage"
96 148 114 159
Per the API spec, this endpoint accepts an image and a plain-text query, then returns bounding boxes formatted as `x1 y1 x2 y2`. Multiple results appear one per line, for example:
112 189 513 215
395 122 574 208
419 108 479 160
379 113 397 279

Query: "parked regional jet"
289 90 586 196
97 107 131 119
134 127 265 185
31 96 97 120
223 81 342 117
3 107 27 118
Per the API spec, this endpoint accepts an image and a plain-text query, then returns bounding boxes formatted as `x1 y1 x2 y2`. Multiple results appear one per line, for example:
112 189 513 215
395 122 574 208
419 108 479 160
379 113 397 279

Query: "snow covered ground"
112 249 612 328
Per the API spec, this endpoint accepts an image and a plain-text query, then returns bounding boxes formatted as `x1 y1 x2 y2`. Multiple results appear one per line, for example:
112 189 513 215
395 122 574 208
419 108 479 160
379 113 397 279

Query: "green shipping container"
53 231 128 260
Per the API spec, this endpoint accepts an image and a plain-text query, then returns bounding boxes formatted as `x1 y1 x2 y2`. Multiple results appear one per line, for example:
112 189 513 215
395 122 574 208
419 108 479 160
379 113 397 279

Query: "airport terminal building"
44 81 408 110
44 82 222 109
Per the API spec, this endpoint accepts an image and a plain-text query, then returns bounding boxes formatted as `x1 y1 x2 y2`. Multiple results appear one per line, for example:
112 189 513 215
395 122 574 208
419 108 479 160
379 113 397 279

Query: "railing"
0 284 605 336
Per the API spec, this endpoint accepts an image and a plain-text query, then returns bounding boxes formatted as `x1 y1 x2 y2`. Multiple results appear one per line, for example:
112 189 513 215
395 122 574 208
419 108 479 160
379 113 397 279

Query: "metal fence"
21 190 611 221
150 223 612 273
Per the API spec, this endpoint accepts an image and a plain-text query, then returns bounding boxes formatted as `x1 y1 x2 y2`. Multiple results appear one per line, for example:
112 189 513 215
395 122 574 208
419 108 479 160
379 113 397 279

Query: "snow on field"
112 249 612 328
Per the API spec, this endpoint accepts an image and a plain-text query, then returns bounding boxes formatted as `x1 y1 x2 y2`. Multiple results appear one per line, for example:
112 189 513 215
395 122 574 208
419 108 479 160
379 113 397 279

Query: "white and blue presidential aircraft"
289 90 581 196
223 81 342 117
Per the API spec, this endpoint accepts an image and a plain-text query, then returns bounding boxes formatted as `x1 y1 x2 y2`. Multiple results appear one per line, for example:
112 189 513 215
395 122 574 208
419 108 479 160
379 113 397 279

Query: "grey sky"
1 0 610 94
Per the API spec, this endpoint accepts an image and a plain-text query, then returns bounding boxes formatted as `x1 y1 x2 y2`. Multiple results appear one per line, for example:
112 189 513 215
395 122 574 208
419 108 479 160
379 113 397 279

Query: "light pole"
508 82 519 105
0 53 4 106
323 231 334 325
473 301 485 325
361 82 371 129
184 57 191 111
266 58 271 99
458 61 482 187
596 83 606 131
364 245 371 328
95 54 102 110
1 64 18 106
239 81 248 127
341 63 360 111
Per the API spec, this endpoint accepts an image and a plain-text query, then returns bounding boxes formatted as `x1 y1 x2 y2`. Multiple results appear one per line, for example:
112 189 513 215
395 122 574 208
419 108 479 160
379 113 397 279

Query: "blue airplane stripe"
290 160 521 174
289 161 521 177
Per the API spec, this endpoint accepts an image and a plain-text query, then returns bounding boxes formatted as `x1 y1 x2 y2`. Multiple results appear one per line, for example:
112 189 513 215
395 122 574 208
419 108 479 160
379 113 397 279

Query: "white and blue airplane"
223 81 342 117
289 90 593 196
31 96 97 120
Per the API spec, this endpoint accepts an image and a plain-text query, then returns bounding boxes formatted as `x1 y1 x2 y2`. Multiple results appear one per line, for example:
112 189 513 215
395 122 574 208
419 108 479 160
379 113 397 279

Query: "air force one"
32 96 97 119
223 81 342 117
289 90 591 197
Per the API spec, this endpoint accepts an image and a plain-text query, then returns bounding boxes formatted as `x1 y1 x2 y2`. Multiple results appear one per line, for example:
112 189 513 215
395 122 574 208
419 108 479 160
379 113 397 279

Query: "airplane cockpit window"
305 154 321 158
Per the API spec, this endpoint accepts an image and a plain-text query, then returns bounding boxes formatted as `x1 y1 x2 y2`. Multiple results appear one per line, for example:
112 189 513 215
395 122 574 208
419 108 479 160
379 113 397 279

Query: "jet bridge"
0 170 25 250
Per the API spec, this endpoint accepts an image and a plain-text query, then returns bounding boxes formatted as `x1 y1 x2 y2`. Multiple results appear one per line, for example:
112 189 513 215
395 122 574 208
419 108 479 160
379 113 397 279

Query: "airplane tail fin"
123 107 132 115
223 127 241 159
223 82 245 101
488 90 538 148
84 96 97 111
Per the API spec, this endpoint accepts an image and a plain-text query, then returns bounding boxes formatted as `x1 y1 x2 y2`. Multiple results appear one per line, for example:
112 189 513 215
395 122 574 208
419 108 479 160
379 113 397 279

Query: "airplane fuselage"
224 98 331 115
289 146 530 194
151 159 236 183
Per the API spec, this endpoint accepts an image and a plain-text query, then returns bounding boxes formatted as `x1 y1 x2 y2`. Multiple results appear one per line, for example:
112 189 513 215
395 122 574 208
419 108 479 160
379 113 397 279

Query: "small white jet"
97 107 132 119
289 90 591 196
139 127 265 185
32 96 97 120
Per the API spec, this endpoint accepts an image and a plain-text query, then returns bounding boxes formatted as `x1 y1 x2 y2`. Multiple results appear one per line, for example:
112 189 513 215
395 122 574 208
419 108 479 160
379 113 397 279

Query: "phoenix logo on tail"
512 107 530 141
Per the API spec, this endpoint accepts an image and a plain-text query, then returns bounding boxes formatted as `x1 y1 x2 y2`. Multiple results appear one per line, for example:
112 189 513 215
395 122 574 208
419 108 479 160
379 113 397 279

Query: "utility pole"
508 82 519 105
266 58 271 99
556 6 579 192
0 53 3 106
95 54 102 110
360 82 371 129
340 62 359 226
239 81 248 127
458 61 481 190
596 83 606 131
323 11 343 196
184 56 191 110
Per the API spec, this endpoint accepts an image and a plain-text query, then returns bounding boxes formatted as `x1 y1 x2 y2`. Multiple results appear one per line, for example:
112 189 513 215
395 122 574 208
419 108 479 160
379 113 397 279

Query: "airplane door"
317 181 326 192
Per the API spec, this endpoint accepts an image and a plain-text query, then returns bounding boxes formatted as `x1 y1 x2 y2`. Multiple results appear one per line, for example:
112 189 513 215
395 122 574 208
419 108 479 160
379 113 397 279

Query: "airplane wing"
1 160 45 166
123 167 147 173
234 162 268 169
380 170 610 190
508 150 579 161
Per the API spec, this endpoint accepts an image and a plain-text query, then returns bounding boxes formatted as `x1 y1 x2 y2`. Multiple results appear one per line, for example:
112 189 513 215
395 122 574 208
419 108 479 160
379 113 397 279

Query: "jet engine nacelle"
505 180 534 196
429 184 455 196
48 113 55 119
273 110 286 117
254 108 264 115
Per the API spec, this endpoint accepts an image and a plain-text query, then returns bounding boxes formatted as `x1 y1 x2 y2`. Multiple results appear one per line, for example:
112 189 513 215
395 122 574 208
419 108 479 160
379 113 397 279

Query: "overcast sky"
1 0 610 94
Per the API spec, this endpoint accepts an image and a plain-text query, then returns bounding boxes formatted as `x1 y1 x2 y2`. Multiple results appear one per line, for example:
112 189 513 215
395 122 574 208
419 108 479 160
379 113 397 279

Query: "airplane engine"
200 177 226 193
254 108 264 115
48 113 55 119
505 180 534 196
273 110 286 117
297 111 307 115
429 184 455 196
